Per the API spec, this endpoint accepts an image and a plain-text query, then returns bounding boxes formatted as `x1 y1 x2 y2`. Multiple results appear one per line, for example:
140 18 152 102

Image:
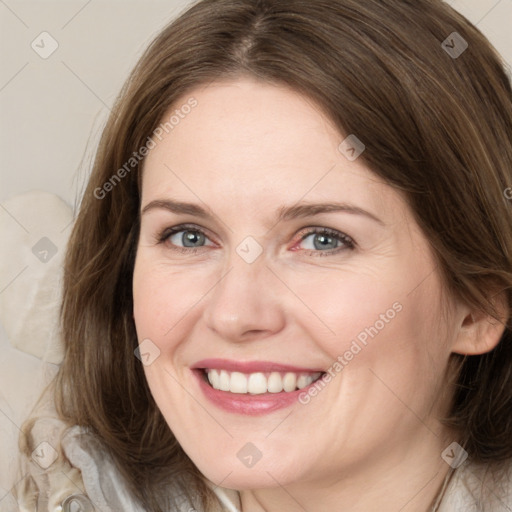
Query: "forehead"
140 77 407 223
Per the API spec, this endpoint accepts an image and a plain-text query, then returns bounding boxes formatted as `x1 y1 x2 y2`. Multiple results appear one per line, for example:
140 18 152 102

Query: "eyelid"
294 226 355 255
156 223 218 247
156 223 356 256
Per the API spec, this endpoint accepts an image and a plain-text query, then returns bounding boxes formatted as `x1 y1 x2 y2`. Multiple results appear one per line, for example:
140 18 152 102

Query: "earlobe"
452 293 509 356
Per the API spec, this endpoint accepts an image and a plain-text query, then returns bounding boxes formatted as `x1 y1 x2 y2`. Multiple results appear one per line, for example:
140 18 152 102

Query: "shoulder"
59 425 144 512
438 458 512 511
14 407 235 512
59 426 240 512
14 412 144 512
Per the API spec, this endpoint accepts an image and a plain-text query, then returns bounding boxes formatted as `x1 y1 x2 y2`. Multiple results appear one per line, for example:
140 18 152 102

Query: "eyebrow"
141 199 385 226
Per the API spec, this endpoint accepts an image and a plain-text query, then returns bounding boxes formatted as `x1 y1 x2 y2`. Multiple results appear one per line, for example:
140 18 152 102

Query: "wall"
0 0 511 206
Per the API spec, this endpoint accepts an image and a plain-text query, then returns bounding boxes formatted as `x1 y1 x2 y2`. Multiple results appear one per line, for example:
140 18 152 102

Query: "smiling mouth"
200 368 325 394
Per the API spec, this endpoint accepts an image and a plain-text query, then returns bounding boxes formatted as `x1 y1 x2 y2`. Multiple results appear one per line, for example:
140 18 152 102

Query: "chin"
197 457 301 490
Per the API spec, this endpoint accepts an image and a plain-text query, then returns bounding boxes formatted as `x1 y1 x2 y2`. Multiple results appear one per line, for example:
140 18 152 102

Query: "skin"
132 76 505 512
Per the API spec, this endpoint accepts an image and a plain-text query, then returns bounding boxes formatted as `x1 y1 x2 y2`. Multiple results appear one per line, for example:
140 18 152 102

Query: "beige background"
0 0 511 207
0 0 510 504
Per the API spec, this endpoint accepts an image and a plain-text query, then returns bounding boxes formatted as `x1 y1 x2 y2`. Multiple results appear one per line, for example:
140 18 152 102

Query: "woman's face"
133 76 461 490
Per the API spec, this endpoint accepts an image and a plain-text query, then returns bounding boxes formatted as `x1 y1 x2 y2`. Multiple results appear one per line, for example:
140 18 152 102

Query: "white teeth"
297 374 315 389
282 372 297 392
230 372 248 393
248 372 267 394
205 369 322 394
207 369 220 389
219 370 230 391
267 372 283 393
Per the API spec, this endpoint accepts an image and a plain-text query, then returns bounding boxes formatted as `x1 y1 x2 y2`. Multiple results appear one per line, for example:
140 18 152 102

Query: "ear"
451 291 509 356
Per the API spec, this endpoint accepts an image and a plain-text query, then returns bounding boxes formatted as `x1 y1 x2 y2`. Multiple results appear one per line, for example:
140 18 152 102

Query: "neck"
238 428 457 512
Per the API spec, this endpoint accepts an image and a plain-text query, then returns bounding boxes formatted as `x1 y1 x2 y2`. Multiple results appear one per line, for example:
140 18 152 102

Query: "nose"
202 249 286 342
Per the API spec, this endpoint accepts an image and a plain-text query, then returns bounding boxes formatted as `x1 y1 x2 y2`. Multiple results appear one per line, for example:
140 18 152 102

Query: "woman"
12 0 512 510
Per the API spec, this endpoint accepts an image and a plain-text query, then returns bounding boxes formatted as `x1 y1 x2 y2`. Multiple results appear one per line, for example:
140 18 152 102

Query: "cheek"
289 268 405 354
299 266 449 382
133 244 449 373
132 258 204 344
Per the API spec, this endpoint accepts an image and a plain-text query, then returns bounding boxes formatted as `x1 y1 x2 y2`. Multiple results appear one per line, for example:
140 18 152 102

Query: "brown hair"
21 0 512 510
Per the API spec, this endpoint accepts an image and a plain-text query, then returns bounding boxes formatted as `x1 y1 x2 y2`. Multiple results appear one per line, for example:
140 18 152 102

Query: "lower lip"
192 369 322 416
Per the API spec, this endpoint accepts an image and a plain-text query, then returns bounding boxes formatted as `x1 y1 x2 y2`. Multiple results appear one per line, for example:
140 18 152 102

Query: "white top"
6 413 512 512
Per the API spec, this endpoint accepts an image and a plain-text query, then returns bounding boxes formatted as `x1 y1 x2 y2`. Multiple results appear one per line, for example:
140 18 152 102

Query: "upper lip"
191 358 325 374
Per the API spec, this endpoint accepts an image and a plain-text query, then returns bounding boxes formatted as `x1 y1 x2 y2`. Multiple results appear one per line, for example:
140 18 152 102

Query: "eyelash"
156 223 356 257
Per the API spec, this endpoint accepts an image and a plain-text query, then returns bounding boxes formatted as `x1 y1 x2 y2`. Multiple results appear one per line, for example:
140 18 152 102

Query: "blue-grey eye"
308 232 339 250
170 229 207 248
